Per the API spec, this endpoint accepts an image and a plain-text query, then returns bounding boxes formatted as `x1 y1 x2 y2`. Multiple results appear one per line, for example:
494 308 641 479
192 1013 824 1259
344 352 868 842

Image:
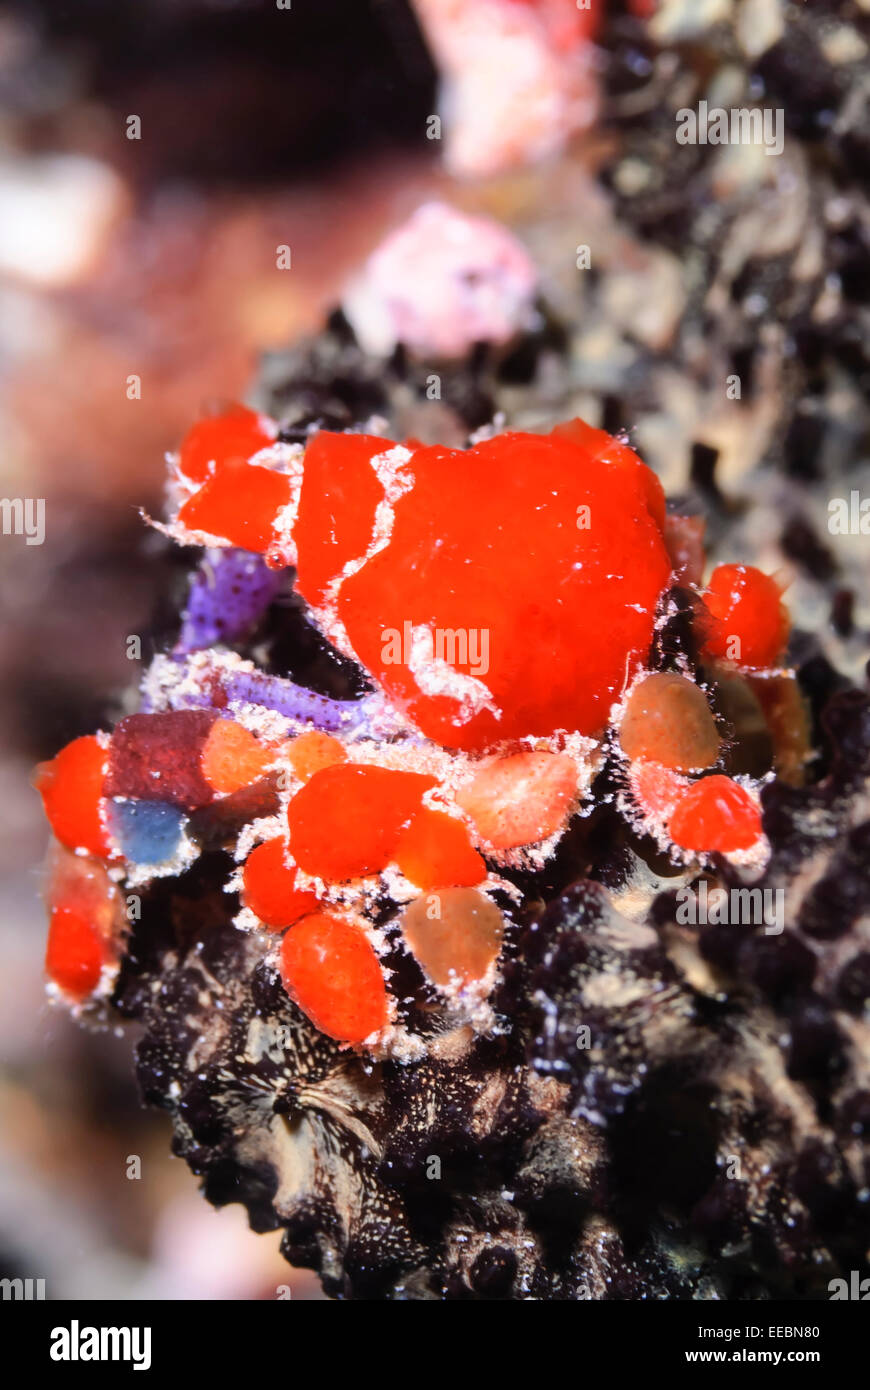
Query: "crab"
34 406 803 1052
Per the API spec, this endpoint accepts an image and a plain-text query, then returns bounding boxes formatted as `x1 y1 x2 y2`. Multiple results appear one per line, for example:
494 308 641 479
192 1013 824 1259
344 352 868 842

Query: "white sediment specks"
406 623 501 725
312 444 414 664
259 442 306 565
151 440 305 558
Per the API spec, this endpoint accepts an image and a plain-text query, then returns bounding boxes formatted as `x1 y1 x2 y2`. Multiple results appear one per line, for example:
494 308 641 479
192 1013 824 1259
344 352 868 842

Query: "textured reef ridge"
32 389 870 1298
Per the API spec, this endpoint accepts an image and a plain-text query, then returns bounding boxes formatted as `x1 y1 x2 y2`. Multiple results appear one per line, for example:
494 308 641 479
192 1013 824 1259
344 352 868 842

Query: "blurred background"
0 0 446 1302
1 0 867 1299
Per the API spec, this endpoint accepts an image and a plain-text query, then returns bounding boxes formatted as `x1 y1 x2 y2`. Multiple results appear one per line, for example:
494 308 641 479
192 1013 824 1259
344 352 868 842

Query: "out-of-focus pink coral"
412 0 599 177
341 201 539 359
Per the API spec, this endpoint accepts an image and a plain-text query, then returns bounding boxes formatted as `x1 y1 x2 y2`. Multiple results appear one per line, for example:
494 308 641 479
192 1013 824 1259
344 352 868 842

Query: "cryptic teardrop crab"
35 406 801 1053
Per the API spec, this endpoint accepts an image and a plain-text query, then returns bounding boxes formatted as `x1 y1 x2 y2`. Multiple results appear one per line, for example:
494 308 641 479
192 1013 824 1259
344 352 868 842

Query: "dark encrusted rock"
90 0 870 1300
